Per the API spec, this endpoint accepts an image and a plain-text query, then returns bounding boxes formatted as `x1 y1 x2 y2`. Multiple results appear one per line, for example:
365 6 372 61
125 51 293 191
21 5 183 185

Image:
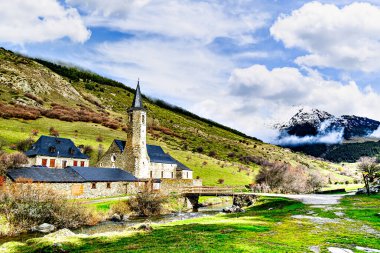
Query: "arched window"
111 153 116 162
142 115 145 124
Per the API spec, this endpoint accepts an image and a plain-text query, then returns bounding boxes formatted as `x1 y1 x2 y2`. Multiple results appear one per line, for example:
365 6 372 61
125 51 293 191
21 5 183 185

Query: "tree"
358 157 380 195
0 152 28 176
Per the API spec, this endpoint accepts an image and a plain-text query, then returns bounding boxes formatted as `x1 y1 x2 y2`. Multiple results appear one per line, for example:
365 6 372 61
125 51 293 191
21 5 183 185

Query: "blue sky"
2 0 380 141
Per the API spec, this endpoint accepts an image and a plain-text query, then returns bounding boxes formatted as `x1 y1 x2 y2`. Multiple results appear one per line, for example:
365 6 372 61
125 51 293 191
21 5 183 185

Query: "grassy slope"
0 48 353 185
3 195 379 253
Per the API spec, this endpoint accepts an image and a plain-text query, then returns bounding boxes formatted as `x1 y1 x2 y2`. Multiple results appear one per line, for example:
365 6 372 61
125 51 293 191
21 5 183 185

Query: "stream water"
0 202 230 245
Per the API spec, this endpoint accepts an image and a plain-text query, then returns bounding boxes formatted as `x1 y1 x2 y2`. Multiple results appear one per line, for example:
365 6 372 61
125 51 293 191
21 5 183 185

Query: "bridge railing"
180 186 246 195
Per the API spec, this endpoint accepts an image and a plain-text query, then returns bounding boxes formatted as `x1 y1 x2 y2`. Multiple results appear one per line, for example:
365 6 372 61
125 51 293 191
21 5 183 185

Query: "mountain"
279 108 380 140
0 48 353 184
277 108 380 162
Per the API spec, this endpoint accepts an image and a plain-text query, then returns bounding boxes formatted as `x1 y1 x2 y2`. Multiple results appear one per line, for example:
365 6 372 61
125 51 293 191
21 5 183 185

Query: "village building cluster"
6 83 199 198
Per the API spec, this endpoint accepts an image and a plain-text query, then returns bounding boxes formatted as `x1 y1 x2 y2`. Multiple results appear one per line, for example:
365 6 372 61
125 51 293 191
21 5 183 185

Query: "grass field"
2 194 379 252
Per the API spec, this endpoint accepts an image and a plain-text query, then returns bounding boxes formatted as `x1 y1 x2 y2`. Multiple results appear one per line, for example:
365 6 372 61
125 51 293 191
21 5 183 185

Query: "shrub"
16 138 34 152
217 178 224 184
24 93 43 105
0 183 99 235
49 127 59 137
82 145 93 156
208 151 217 157
126 184 166 217
0 152 28 176
194 147 203 153
31 129 39 136
96 135 104 142
110 201 130 219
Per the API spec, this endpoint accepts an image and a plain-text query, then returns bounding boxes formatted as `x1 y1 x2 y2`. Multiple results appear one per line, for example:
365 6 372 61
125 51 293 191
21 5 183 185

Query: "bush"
24 93 43 105
0 183 99 235
217 178 225 184
96 136 103 142
110 201 130 219
126 184 166 217
49 127 59 137
31 129 39 136
82 145 93 156
16 138 34 152
208 151 217 157
0 152 28 176
255 162 325 194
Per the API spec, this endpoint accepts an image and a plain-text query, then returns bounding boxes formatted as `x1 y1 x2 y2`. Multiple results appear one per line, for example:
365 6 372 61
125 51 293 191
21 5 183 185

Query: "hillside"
0 48 353 185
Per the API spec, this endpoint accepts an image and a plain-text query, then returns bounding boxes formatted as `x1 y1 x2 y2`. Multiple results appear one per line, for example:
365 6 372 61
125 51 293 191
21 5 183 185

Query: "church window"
106 183 111 189
91 183 96 189
150 171 153 178
171 172 174 178
111 154 116 162
161 171 164 178
142 115 145 124
129 115 132 123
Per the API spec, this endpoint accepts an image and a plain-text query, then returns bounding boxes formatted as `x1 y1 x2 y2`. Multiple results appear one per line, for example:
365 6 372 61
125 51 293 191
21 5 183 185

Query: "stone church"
98 82 193 181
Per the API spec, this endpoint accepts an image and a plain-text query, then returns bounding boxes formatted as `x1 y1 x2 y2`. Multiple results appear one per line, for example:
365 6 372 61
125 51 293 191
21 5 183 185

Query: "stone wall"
7 181 139 199
149 162 177 179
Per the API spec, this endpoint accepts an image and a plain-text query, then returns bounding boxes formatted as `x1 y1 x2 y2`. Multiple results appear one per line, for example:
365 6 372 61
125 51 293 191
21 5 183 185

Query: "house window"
49 146 56 153
171 172 174 178
73 160 78 166
161 171 164 178
106 183 111 189
62 160 67 168
69 148 75 155
150 171 153 178
42 159 47 166
49 159 56 168
142 115 145 124
80 161 85 167
91 183 96 189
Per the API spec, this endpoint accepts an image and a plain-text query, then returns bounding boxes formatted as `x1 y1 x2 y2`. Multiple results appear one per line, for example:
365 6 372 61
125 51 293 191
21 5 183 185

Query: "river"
0 202 230 245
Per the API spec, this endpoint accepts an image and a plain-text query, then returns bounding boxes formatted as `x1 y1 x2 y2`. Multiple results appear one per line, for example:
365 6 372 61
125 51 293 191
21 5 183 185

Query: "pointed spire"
131 79 143 109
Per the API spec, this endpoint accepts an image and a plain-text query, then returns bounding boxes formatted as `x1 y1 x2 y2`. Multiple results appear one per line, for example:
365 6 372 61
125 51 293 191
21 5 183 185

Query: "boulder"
44 228 75 238
136 224 153 232
32 223 55 233
222 205 245 213
233 195 257 207
110 213 122 222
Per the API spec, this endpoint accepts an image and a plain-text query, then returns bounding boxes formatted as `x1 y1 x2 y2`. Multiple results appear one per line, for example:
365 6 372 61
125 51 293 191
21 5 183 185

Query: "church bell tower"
124 81 149 178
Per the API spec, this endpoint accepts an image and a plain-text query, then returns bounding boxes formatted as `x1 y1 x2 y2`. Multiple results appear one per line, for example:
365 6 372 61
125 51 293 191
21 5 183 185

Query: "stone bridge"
180 186 255 210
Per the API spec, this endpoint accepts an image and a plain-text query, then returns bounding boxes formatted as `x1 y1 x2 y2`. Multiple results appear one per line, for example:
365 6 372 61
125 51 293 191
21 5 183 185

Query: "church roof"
25 135 89 159
130 81 144 109
7 166 137 183
112 139 192 171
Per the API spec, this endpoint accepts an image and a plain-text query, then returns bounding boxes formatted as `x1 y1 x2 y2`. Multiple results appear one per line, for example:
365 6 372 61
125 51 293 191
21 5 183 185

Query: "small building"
25 136 89 168
7 166 138 198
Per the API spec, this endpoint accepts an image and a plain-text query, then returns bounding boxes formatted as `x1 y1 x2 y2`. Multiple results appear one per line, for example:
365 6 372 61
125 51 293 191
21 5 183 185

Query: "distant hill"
0 48 353 185
276 108 380 162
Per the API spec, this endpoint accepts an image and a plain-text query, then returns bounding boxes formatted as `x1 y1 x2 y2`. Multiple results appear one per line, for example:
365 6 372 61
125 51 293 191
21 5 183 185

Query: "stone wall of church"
97 142 126 169
149 162 177 179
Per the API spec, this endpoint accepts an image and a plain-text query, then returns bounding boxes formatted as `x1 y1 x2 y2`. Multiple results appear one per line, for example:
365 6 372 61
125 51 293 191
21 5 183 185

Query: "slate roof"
130 81 144 109
70 166 137 182
112 139 192 171
25 135 89 159
7 166 137 183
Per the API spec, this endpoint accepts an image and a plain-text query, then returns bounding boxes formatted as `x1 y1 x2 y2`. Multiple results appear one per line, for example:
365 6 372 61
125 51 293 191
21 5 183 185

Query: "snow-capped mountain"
279 108 380 141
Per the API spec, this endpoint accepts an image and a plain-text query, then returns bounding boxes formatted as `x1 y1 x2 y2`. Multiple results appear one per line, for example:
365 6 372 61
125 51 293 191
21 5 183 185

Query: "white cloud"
270 2 380 72
226 64 380 141
66 0 268 43
0 0 90 44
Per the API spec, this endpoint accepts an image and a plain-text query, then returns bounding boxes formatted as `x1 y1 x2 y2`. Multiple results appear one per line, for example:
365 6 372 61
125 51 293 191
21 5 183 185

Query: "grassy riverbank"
2 195 379 253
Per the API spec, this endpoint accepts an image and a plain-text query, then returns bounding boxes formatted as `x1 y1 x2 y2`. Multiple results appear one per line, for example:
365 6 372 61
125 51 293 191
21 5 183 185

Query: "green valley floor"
2 194 380 253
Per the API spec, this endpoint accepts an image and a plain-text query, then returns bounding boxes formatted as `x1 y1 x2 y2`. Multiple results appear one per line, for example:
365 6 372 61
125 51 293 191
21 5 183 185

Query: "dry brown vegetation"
255 161 325 193
0 102 125 131
0 183 100 235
